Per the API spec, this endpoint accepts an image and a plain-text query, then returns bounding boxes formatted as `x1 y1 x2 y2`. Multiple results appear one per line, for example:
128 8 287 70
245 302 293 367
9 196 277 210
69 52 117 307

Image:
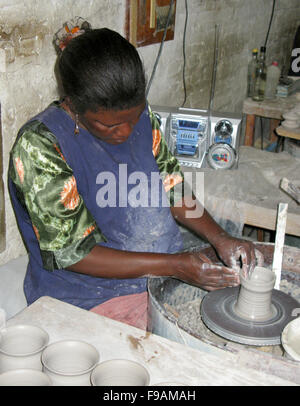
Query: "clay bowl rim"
41 339 100 376
0 324 49 357
0 368 53 385
90 358 150 386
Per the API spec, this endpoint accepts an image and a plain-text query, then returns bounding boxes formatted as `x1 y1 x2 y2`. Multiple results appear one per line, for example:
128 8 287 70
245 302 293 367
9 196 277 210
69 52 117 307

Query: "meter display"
178 120 199 129
173 118 207 157
207 143 237 169
176 131 199 155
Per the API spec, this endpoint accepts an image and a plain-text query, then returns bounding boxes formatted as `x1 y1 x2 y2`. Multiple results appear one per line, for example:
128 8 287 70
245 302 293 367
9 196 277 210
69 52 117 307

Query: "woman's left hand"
212 234 263 279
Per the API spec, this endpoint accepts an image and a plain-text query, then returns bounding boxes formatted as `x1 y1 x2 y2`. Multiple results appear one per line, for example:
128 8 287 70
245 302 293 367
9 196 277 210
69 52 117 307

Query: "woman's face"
78 102 146 145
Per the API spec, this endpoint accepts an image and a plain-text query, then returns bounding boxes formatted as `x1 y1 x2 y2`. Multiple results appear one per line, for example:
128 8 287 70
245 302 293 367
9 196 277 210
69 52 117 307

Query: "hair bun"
54 17 92 53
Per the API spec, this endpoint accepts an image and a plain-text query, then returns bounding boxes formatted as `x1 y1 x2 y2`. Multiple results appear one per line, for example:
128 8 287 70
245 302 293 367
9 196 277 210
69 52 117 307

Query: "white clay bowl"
282 111 299 128
281 317 300 361
282 120 299 129
0 324 49 373
283 111 299 121
41 340 100 386
91 359 150 386
0 368 52 386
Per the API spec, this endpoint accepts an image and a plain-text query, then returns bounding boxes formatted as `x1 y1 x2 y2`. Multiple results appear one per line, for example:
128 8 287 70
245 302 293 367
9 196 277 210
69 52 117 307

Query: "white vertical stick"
272 203 288 290
0 308 6 329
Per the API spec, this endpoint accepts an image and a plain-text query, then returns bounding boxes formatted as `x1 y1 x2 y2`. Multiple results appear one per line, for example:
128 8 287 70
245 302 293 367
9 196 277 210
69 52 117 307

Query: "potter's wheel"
200 287 299 346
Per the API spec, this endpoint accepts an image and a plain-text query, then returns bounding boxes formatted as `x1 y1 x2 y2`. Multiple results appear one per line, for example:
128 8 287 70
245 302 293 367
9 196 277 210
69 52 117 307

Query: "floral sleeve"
9 120 106 271
149 106 184 206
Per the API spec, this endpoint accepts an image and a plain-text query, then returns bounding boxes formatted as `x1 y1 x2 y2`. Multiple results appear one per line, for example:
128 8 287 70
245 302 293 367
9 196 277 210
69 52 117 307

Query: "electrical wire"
264 0 276 48
260 0 275 153
181 0 188 107
146 0 174 97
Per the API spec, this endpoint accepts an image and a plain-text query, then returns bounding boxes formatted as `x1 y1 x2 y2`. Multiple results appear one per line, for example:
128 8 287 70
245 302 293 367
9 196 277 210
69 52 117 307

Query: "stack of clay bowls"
0 323 150 386
282 109 300 129
0 324 51 385
282 93 300 130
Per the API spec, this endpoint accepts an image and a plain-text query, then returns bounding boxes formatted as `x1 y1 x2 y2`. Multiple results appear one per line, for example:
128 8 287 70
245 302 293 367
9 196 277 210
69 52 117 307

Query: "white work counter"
184 146 300 237
6 296 300 386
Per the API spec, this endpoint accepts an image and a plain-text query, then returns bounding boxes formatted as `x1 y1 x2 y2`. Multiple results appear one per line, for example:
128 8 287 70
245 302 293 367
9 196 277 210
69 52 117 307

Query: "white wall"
0 0 299 266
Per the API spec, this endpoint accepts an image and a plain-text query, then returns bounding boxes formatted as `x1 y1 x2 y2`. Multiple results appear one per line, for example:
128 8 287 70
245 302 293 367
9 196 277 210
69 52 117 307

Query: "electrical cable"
260 0 275 152
146 0 174 97
181 0 188 107
264 0 276 48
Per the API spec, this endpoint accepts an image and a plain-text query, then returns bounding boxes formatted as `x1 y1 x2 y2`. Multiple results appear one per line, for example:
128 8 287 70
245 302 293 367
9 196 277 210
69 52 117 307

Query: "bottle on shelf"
247 48 258 97
265 61 281 99
252 46 267 102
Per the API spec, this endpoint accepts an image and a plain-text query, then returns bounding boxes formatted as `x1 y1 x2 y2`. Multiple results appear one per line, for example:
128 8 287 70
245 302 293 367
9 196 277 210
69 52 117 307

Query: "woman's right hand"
173 251 240 291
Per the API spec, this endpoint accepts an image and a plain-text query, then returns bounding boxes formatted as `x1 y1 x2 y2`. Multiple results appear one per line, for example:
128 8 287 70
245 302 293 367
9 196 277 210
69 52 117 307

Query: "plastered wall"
0 0 299 265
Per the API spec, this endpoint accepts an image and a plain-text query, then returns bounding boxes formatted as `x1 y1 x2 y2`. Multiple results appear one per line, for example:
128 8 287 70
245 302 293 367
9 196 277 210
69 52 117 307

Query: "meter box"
176 121 200 156
151 106 209 168
207 112 242 169
151 105 242 170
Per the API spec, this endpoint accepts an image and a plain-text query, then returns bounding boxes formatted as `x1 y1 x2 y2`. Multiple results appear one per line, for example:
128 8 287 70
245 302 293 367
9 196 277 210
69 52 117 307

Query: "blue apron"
9 103 183 310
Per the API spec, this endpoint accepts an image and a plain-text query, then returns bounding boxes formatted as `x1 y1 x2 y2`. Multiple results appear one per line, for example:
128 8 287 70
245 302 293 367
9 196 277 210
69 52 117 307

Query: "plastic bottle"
247 48 258 97
252 46 267 101
265 61 281 99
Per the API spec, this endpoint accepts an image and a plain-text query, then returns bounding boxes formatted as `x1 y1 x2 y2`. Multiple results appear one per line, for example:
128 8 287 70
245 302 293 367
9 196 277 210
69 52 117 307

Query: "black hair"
58 28 146 114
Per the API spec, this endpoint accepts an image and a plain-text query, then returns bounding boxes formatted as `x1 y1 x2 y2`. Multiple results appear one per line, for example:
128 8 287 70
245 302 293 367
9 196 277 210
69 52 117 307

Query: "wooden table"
243 95 299 146
276 125 300 141
6 296 300 386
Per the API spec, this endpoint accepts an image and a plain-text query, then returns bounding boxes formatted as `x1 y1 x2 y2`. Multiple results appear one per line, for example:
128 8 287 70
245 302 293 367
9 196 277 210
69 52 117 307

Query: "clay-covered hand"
174 252 240 291
212 234 261 278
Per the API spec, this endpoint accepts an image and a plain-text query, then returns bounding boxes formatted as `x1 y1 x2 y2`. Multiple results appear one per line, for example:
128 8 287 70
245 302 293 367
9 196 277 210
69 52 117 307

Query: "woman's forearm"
170 195 228 247
66 230 241 289
171 195 258 274
66 243 240 290
67 245 181 279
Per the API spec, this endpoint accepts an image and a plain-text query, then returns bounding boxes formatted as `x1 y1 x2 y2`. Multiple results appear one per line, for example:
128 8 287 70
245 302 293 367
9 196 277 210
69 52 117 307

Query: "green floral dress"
9 103 184 270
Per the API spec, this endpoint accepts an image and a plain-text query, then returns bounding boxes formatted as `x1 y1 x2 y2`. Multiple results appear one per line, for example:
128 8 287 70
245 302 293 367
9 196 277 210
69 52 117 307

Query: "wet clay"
234 266 276 321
